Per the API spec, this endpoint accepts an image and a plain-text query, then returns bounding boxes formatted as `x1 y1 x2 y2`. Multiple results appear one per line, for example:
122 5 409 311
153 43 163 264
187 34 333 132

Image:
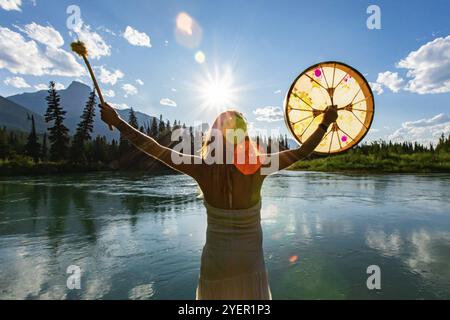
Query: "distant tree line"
0 81 290 172
347 136 450 157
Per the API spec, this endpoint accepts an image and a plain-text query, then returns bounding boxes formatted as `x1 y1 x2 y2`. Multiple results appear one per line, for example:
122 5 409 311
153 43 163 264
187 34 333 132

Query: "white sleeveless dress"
196 200 272 300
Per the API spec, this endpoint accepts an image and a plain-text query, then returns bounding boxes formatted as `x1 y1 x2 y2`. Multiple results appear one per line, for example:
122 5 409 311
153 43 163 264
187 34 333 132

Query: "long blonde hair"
199 110 249 209
200 110 248 159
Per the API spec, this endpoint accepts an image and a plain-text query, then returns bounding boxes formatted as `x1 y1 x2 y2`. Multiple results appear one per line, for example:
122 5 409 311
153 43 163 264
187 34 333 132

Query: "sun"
197 66 238 111
202 80 232 108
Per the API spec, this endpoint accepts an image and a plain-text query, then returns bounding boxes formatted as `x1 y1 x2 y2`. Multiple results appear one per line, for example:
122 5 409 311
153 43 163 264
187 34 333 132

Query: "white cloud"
0 26 85 77
398 35 450 94
123 26 151 47
253 106 284 122
160 98 177 107
45 46 86 77
4 76 30 88
96 66 124 85
103 89 115 98
369 82 384 95
16 22 64 48
135 79 144 86
375 71 405 93
372 35 450 95
171 88 177 92
75 24 111 59
97 26 116 36
34 83 48 90
273 89 281 94
54 82 65 90
122 83 138 97
109 102 129 110
0 0 21 11
389 113 450 145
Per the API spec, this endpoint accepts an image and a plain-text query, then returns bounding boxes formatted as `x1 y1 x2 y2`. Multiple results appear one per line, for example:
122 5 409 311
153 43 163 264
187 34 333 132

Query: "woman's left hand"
321 106 338 127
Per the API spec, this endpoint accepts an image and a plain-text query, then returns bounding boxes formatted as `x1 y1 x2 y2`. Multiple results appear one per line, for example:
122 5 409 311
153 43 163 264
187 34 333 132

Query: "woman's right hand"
100 103 122 128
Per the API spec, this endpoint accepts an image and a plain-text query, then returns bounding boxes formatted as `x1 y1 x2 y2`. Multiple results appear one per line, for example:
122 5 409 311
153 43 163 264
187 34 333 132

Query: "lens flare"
176 12 193 35
195 51 206 64
175 12 202 48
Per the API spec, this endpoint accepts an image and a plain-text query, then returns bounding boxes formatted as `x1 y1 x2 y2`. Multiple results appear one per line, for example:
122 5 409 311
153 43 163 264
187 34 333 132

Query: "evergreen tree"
0 126 8 160
71 90 96 163
189 126 194 155
128 108 139 129
118 108 138 157
109 139 119 162
150 117 158 137
45 81 69 161
92 135 109 163
158 114 166 135
119 132 129 157
41 133 48 161
24 115 41 162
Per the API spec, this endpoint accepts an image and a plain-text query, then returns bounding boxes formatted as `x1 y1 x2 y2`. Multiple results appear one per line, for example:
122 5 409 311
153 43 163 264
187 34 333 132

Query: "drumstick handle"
82 55 113 131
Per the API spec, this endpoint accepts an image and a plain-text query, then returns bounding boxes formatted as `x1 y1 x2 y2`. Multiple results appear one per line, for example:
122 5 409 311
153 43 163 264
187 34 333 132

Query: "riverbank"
2 152 449 176
289 152 450 173
0 158 178 176
0 159 111 176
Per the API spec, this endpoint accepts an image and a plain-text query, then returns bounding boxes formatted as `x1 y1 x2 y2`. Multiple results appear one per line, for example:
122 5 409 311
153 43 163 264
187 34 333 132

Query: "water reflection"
0 172 449 299
366 229 402 257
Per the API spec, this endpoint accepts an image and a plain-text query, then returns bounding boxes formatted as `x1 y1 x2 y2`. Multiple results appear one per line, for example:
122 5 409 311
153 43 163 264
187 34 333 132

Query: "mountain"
7 81 157 140
0 96 47 133
287 138 299 149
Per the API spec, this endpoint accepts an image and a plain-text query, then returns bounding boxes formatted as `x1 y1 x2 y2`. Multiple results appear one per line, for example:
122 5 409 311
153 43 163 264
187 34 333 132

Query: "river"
0 171 449 299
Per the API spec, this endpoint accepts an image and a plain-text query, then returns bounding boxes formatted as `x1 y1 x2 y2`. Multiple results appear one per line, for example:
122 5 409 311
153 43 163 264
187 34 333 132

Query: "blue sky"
0 0 449 144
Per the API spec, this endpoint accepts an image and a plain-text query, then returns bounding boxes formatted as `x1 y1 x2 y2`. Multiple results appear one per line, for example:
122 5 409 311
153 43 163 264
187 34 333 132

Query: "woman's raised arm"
100 103 204 180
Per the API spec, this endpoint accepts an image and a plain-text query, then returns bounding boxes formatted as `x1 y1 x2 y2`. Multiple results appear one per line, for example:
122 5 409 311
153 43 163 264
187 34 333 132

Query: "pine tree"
119 132 129 157
109 139 119 162
189 126 194 155
24 115 41 162
145 121 152 136
118 108 139 157
150 117 158 137
45 81 69 161
71 90 96 163
0 126 8 160
158 114 165 135
128 108 139 129
92 135 109 163
41 133 48 161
